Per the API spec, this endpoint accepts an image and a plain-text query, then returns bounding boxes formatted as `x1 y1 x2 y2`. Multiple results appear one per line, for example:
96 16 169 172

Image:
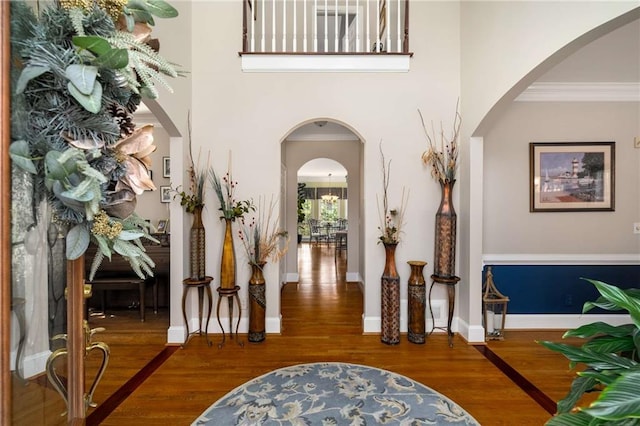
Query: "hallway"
281 242 362 336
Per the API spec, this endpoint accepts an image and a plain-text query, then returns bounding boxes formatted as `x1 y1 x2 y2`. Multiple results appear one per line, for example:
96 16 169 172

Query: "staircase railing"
242 0 410 54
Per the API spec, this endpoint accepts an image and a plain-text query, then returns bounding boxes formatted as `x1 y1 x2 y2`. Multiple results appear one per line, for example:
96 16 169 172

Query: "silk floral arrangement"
9 0 182 279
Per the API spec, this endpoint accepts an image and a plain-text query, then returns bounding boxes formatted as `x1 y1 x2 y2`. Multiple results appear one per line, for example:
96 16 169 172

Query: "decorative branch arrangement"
173 112 209 214
210 152 254 221
9 0 182 279
419 101 462 183
377 142 408 245
238 196 289 267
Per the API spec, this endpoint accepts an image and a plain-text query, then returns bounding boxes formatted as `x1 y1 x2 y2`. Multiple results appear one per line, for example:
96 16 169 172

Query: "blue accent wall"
483 265 640 314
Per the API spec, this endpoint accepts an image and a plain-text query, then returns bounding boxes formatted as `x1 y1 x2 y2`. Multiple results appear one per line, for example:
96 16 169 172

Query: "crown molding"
516 82 640 102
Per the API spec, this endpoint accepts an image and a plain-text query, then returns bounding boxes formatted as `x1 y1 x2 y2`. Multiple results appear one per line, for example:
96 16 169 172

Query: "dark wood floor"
13 243 585 425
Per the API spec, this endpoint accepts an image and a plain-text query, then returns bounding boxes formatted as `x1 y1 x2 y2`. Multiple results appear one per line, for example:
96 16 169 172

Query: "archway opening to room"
281 120 364 334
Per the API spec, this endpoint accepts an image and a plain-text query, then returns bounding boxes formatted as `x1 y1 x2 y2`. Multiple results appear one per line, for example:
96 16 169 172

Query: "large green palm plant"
539 279 640 425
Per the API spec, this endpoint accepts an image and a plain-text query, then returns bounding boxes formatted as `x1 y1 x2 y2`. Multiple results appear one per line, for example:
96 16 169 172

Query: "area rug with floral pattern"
192 362 480 425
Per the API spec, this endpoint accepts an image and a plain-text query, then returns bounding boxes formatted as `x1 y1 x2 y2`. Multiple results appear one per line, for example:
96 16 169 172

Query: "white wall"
184 0 461 336
135 126 171 228
151 1 638 342
484 101 640 256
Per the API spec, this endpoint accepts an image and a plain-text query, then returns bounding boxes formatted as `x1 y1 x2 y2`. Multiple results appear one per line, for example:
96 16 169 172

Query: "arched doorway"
281 119 364 332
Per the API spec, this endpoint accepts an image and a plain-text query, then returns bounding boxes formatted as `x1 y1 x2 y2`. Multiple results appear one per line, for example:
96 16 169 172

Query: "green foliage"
297 183 306 224
210 169 255 221
539 279 640 426
10 0 178 278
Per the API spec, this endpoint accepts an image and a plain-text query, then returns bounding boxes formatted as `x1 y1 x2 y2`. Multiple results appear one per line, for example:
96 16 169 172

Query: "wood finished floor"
13 243 583 425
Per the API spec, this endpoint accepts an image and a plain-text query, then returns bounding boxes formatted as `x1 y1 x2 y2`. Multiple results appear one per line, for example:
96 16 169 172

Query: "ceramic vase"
407 260 427 344
248 262 266 342
220 218 236 290
381 242 400 345
189 206 206 280
434 180 456 279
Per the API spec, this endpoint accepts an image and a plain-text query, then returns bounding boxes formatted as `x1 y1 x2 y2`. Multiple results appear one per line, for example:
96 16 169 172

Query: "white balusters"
324 0 328 52
396 0 400 52
261 0 265 52
243 0 406 55
293 0 297 51
344 0 349 52
385 0 390 52
282 0 287 51
355 0 360 53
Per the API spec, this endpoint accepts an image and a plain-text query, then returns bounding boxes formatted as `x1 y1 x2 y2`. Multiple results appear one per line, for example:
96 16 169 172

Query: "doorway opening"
281 119 364 334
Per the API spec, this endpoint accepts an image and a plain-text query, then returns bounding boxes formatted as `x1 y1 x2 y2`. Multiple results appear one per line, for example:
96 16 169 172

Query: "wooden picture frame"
529 142 615 212
157 219 169 234
160 185 172 203
162 156 170 178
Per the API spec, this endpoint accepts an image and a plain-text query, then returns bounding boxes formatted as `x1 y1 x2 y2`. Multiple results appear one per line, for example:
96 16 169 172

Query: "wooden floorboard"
13 243 582 425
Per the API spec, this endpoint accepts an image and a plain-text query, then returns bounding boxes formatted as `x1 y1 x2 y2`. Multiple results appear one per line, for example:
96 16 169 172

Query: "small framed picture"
160 185 172 203
529 142 615 212
163 156 170 178
157 219 169 234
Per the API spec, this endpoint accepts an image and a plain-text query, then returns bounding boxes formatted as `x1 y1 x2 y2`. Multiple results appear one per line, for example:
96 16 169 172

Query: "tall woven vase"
407 260 427 344
434 180 456 279
220 218 236 289
189 206 206 280
381 242 400 345
248 262 266 342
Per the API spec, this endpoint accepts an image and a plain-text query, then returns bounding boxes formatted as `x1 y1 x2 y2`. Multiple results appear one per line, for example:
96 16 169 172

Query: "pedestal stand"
216 285 244 348
428 274 460 347
181 276 213 347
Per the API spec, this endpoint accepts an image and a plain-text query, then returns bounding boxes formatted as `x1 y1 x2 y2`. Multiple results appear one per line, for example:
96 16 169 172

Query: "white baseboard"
506 313 631 329
346 272 361 282
167 325 185 344
22 350 51 379
266 316 281 334
363 315 381 333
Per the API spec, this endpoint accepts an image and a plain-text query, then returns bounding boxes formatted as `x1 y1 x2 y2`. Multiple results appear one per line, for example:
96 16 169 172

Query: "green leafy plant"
9 0 179 279
297 182 307 224
539 279 640 425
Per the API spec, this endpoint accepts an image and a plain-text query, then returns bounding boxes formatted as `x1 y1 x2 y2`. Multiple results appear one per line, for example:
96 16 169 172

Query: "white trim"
363 315 380 333
266 315 281 334
286 272 299 282
22 350 51 379
241 54 410 72
167 325 185 344
346 272 360 282
506 313 631 330
483 253 640 265
516 82 640 102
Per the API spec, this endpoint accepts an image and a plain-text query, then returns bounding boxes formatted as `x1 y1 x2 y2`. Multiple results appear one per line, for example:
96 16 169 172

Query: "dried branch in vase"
419 100 462 183
377 142 409 245
238 196 289 266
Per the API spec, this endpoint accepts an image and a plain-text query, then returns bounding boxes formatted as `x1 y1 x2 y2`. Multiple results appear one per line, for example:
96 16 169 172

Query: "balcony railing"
242 0 410 55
